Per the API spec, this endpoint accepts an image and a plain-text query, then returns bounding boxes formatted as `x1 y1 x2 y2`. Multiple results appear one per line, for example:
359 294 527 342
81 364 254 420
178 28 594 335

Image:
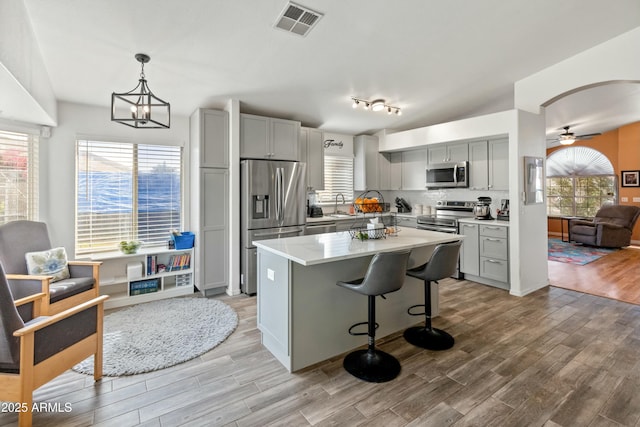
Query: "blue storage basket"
172 232 195 249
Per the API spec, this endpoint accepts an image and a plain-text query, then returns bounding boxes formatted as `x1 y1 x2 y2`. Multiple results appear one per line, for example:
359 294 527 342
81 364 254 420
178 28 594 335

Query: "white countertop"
254 227 464 266
458 218 511 226
306 212 419 224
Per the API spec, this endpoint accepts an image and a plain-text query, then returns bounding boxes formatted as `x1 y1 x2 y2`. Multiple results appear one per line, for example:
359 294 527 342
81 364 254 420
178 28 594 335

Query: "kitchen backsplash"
378 189 509 215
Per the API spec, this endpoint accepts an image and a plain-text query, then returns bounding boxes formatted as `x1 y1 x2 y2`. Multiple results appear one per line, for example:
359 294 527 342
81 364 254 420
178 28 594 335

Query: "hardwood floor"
548 243 640 305
4 279 640 426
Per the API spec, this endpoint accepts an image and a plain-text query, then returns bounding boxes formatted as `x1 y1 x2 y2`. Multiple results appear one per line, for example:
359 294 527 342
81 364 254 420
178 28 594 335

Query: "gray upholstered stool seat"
405 240 462 351
336 250 411 383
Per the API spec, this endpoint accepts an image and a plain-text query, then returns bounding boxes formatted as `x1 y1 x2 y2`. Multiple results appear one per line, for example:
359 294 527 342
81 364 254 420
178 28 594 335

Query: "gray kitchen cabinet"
459 220 509 289
401 148 427 190
197 169 229 295
459 222 480 276
467 138 509 191
190 109 229 168
468 141 489 190
389 152 402 190
300 127 324 190
479 224 508 283
240 113 300 161
427 142 468 164
190 108 229 296
488 138 509 190
354 135 380 191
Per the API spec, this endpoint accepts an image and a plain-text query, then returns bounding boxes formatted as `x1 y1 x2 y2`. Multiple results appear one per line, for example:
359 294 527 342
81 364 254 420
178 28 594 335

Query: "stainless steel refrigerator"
241 159 307 294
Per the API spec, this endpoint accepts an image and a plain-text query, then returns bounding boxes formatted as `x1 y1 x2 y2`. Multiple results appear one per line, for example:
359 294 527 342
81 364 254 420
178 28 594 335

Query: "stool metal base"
343 349 401 383
404 326 454 351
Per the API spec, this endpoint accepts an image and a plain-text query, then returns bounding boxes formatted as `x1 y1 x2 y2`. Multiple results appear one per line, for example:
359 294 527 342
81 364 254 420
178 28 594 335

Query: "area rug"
548 238 618 265
73 297 238 376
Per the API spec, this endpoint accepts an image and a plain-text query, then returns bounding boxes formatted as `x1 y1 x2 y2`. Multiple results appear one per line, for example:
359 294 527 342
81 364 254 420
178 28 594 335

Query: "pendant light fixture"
111 53 170 129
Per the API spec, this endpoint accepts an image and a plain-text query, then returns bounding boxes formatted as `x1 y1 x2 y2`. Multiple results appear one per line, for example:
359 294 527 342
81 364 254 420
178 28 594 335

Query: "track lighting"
351 97 401 116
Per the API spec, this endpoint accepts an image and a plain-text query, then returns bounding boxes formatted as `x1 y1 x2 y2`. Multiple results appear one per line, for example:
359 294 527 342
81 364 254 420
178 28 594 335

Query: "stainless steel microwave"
425 161 469 188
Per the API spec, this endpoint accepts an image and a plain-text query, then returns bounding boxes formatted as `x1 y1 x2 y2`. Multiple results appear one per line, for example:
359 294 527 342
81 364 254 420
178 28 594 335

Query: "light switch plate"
634 197 640 202
621 197 629 202
267 268 275 281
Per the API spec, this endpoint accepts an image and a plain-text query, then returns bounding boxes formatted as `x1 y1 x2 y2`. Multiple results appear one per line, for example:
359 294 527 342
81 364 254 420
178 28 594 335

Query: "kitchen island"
254 227 463 372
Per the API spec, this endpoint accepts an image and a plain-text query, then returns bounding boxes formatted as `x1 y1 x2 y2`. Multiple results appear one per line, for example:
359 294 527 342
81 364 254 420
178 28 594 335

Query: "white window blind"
0 130 38 224
317 155 353 203
76 140 182 254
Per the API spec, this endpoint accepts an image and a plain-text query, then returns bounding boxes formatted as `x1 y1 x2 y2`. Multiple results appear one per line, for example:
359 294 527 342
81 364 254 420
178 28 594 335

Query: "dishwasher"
304 221 337 235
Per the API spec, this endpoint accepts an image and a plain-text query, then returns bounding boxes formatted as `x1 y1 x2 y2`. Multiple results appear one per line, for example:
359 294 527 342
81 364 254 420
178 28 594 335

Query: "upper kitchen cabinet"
240 113 300 161
468 140 489 190
401 148 427 190
190 109 229 168
354 135 398 191
488 138 509 191
354 135 379 191
427 142 468 164
300 127 324 190
467 138 509 191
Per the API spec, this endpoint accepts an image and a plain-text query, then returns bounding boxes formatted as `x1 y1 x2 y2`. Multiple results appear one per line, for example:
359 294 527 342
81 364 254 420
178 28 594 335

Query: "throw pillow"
25 247 71 283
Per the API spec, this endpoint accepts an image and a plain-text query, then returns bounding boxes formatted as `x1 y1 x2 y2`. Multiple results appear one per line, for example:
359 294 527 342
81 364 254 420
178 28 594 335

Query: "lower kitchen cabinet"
459 220 509 290
459 222 479 276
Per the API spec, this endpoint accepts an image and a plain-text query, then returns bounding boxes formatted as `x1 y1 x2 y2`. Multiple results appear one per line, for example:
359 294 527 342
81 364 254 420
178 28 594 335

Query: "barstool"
336 250 411 383
405 240 462 351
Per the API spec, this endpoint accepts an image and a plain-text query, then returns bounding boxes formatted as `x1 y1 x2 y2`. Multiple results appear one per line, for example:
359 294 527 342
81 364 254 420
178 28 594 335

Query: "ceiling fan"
549 126 601 145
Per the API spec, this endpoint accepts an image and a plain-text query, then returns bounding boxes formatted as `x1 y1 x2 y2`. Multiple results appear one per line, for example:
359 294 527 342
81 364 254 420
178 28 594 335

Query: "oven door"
416 224 463 279
417 224 458 234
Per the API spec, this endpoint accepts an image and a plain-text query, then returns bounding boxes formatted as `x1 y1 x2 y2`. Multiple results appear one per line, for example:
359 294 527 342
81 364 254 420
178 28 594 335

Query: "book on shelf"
146 254 158 275
166 253 191 272
129 278 159 295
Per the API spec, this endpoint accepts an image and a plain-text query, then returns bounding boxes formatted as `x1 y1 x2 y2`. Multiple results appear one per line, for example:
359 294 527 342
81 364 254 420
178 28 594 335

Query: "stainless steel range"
417 200 475 279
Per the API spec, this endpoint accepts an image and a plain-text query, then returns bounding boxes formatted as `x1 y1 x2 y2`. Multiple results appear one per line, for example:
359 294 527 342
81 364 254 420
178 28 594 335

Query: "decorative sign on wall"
323 132 353 157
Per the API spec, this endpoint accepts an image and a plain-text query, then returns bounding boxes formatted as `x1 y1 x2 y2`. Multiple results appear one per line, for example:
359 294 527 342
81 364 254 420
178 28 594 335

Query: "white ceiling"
19 0 640 138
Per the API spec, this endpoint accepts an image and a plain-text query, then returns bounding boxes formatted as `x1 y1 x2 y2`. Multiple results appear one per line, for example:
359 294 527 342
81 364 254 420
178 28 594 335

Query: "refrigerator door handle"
275 167 283 223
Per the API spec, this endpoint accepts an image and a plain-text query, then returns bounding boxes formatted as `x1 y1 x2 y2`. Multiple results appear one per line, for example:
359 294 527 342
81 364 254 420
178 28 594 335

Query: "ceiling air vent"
274 2 323 37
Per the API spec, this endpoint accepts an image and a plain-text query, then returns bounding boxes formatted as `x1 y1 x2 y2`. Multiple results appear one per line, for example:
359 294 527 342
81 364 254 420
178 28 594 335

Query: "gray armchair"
0 220 102 315
570 205 640 248
0 262 107 427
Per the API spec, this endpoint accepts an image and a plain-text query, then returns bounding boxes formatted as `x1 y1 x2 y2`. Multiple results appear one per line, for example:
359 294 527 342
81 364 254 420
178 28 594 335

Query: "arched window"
546 147 616 217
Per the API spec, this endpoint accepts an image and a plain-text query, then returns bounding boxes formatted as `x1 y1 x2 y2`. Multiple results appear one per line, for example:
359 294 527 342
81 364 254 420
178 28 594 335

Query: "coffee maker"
497 199 510 221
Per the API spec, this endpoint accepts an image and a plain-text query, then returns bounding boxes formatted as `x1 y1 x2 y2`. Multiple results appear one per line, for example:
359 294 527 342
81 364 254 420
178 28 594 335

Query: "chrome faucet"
335 193 346 214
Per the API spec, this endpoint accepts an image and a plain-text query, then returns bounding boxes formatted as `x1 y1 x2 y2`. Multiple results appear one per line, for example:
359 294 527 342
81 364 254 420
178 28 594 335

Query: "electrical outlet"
621 197 629 202
633 197 640 202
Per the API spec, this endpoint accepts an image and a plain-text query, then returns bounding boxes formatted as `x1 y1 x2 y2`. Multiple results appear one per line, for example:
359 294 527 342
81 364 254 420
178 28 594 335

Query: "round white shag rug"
73 297 238 376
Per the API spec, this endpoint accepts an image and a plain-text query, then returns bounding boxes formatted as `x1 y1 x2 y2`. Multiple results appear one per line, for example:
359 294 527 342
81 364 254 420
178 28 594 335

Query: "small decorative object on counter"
119 240 142 254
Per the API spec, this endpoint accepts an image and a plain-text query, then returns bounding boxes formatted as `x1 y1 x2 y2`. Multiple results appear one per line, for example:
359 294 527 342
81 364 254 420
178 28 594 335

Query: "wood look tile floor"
4 279 640 427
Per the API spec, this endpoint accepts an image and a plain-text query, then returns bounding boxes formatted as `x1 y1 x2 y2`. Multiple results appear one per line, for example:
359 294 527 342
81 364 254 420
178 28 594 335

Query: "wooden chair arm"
68 260 103 267
7 273 52 282
13 295 109 337
14 292 47 307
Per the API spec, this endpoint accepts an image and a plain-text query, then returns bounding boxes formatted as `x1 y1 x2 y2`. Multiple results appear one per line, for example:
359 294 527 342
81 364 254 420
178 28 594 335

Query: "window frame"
0 129 39 224
75 139 184 255
316 155 354 205
546 174 617 217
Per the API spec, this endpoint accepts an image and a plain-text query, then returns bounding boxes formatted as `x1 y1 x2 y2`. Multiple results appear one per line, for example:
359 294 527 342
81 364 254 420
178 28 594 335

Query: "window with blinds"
0 130 38 224
316 155 353 203
76 140 182 254
546 146 616 217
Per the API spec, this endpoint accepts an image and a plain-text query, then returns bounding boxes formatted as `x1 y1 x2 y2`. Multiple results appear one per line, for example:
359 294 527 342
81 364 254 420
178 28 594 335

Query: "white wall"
0 1 56 125
42 101 189 254
515 26 640 112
